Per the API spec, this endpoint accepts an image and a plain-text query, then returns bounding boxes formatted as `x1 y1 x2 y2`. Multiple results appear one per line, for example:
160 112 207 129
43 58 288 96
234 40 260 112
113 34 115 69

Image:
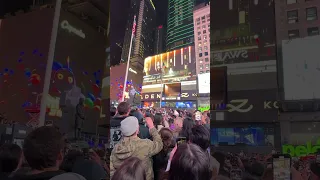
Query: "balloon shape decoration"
29 74 41 85
94 105 101 111
84 98 94 109
52 61 63 71
92 84 100 94
88 93 96 102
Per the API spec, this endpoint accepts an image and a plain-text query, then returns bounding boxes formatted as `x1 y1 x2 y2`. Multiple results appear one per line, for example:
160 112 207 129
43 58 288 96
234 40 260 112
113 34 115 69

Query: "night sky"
110 0 168 66
0 0 33 17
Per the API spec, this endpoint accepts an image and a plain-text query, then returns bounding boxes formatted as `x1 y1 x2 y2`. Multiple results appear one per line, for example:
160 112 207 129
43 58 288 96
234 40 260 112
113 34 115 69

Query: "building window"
197 26 201 30
199 53 203 57
200 71 203 74
287 10 298 24
205 64 209 69
204 46 208 50
200 65 203 69
198 47 202 52
198 42 202 46
205 58 209 62
306 7 318 21
307 27 319 36
196 18 200 22
287 0 297 4
199 59 203 63
204 35 207 40
202 25 206 29
204 52 209 56
203 30 206 34
198 31 201 35
198 36 201 40
201 16 205 20
288 29 300 39
206 70 210 73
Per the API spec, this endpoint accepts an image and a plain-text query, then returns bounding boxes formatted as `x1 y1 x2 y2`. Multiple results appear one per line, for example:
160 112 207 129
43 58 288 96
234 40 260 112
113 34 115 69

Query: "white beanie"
121 116 139 137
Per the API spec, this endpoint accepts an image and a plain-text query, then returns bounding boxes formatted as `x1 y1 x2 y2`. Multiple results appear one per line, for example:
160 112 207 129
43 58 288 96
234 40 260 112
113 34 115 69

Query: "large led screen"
47 10 106 134
282 36 320 100
0 9 54 125
143 46 197 85
198 73 210 94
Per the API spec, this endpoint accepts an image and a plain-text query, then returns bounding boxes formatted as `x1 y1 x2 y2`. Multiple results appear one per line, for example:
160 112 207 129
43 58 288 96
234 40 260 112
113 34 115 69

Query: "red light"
158 25 163 29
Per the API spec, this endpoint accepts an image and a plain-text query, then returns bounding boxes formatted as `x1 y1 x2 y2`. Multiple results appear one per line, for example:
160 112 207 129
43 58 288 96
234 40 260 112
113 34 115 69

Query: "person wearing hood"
110 102 131 148
110 116 163 180
129 109 150 139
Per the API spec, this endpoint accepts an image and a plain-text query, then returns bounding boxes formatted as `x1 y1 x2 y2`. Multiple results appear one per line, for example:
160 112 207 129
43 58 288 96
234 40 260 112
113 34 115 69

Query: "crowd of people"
1 100 320 180
0 126 109 180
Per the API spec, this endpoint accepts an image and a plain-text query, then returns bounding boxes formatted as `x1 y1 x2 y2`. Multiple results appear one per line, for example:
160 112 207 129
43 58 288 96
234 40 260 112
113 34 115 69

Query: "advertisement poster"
47 10 106 134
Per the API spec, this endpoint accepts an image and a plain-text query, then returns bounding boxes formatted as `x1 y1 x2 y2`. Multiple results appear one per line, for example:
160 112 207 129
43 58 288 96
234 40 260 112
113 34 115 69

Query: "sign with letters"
214 89 278 122
60 20 86 39
180 90 198 100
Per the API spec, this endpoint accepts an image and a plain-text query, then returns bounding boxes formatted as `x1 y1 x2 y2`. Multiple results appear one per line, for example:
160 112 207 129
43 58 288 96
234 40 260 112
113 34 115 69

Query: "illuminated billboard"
143 46 197 85
198 73 210 94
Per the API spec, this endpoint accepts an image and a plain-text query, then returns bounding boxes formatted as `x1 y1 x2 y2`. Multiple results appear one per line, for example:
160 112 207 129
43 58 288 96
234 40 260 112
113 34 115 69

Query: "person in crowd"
154 113 164 132
153 128 175 180
8 126 66 180
212 152 230 177
179 117 194 141
72 150 108 180
310 162 320 180
110 102 131 148
168 143 212 180
60 150 84 172
189 125 220 179
110 107 117 117
110 116 163 180
168 118 175 131
130 109 150 139
0 144 23 179
112 157 146 180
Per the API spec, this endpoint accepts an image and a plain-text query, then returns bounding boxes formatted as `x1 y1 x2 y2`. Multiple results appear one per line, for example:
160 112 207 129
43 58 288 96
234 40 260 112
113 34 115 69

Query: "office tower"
121 0 156 68
193 2 210 75
154 25 165 54
166 0 195 51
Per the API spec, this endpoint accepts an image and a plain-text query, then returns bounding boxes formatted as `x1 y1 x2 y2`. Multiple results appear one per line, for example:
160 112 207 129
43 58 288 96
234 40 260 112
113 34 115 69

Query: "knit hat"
121 116 139 137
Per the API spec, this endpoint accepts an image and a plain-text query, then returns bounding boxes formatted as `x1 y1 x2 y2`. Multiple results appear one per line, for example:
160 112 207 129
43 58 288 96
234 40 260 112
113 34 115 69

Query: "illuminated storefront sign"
282 139 320 157
213 100 279 112
60 20 86 39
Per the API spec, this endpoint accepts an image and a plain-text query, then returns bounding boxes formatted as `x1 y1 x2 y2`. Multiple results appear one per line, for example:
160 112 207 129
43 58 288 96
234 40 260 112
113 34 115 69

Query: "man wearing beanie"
110 116 163 180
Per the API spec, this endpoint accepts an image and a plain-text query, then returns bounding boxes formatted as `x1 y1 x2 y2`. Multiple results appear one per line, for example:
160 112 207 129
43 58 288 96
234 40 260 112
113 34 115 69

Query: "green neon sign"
282 139 320 157
198 106 210 112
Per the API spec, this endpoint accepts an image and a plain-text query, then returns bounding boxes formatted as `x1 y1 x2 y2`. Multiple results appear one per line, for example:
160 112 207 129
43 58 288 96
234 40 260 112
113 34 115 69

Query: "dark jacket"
7 170 65 180
109 115 128 149
75 104 85 129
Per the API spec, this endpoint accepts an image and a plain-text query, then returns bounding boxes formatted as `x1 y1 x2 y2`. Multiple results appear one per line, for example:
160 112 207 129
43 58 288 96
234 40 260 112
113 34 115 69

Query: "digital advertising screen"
143 46 197 85
282 35 320 100
47 10 106 134
211 127 266 146
0 9 54 125
198 73 210 94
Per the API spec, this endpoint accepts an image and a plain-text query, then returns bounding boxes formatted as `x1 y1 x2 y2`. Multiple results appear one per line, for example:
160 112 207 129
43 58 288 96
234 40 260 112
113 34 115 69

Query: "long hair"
112 157 146 180
168 143 212 180
179 117 194 141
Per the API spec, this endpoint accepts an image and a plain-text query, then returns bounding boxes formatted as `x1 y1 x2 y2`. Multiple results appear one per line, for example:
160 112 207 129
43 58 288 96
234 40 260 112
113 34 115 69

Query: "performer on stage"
75 98 85 140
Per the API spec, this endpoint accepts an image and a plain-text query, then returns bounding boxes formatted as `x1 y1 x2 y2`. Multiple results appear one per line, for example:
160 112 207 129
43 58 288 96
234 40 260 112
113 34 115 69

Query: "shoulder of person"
49 173 86 180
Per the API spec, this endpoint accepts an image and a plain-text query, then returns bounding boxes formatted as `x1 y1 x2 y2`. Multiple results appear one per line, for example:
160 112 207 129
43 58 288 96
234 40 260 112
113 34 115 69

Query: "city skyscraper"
154 25 165 54
193 2 210 75
121 0 156 69
166 0 195 51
